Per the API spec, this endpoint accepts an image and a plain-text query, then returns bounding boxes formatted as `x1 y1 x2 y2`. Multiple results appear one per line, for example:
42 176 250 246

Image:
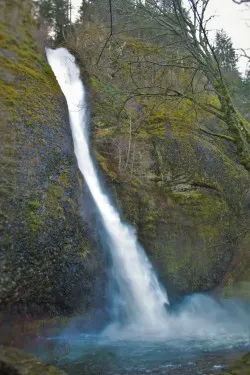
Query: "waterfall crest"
46 48 169 333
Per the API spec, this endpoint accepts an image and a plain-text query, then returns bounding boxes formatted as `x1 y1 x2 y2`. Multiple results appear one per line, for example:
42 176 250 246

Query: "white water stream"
46 48 169 332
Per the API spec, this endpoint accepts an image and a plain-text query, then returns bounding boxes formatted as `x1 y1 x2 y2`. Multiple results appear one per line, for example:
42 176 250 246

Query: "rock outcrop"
0 347 67 375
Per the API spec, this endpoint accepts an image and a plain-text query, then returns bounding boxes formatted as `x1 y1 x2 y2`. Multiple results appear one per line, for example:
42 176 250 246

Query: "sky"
71 0 250 75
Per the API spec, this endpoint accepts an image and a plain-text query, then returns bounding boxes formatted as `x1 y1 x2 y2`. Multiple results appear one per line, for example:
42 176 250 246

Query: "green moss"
28 201 41 210
27 212 44 234
58 170 70 188
0 347 67 375
0 55 45 81
94 150 118 180
241 156 250 170
26 200 43 234
44 170 73 221
140 195 158 239
0 23 60 91
0 28 19 49
0 81 19 106
1 12 69 238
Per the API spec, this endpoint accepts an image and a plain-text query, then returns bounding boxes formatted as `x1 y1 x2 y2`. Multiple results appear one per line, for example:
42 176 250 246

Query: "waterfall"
46 48 169 333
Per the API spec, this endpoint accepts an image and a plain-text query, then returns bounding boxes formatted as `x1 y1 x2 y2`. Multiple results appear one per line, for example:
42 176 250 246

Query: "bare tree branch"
200 127 235 142
96 0 113 65
236 48 250 60
233 0 250 3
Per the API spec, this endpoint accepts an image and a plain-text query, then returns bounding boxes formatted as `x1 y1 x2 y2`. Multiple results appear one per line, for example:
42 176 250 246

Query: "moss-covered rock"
110 129 250 297
0 347 67 375
217 352 250 375
0 0 104 315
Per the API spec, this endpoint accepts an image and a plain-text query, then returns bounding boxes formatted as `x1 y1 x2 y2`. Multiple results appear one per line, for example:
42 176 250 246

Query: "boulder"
0 347 67 375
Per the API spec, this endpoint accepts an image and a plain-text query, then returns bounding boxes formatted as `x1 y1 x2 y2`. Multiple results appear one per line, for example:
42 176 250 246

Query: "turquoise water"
29 295 250 374
38 334 249 375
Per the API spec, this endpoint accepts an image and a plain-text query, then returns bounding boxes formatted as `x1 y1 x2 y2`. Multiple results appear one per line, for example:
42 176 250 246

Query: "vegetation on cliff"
63 0 250 297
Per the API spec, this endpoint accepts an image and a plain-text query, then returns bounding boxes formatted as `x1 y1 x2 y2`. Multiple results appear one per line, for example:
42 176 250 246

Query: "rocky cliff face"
0 0 104 315
79 36 250 300
108 127 250 299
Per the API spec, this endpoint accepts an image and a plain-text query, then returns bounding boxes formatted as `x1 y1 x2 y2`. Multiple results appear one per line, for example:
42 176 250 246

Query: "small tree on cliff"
214 30 239 73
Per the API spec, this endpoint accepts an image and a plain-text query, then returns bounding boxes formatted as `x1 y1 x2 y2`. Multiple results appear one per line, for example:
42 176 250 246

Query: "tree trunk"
215 79 250 169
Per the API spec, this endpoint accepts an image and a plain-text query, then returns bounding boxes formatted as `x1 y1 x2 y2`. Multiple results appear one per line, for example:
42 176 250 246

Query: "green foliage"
37 0 72 42
214 30 239 74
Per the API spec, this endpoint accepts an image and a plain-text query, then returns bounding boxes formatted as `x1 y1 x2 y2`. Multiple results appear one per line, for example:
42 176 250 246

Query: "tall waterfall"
46 48 169 332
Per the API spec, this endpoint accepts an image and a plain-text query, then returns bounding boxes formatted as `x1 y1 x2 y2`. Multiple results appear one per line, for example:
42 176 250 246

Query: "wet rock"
0 347 67 375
